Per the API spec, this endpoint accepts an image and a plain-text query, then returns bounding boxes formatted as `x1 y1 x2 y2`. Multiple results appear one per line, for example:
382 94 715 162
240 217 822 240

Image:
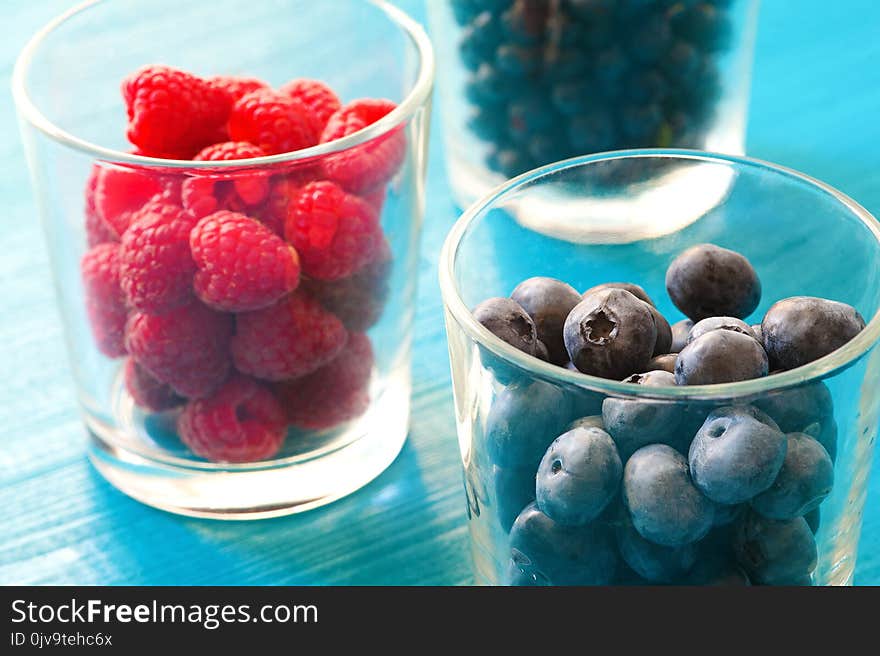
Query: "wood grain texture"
1 0 878 585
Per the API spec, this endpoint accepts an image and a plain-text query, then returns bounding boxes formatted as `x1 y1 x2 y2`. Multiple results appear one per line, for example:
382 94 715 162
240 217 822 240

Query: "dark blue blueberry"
751 323 763 343
566 386 606 420
465 63 514 107
509 502 617 585
646 353 678 374
467 106 508 142
544 50 592 83
661 40 702 78
500 0 549 46
450 0 480 27
565 414 605 432
594 47 630 95
687 316 758 344
618 104 664 144
805 507 821 534
486 379 573 469
527 132 571 165
669 2 732 52
492 464 536 533
511 277 582 365
688 405 786 504
487 148 533 178
507 97 558 143
647 304 673 356
566 0 615 21
733 513 818 585
712 502 745 527
623 70 668 105
551 81 594 116
675 330 769 385
623 444 715 547
459 11 503 72
495 43 543 77
753 381 833 433
626 13 673 65
666 243 762 321
567 112 618 154
602 370 684 460
761 296 865 371
686 552 750 586
670 319 694 353
751 432 834 520
565 288 657 379
473 296 538 356
536 426 622 525
616 514 698 583
534 339 550 362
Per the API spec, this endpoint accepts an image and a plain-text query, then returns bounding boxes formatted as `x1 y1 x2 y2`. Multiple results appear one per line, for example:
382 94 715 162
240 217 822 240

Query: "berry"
84 167 118 246
492 465 536 533
275 332 374 431
733 513 817 585
646 303 672 356
190 211 300 312
565 415 605 433
564 288 657 379
208 75 269 103
177 375 287 463
227 89 319 155
582 281 655 307
472 297 538 357
124 358 183 412
687 315 757 344
92 164 165 238
279 78 342 133
665 243 761 321
753 381 836 459
125 303 233 399
81 243 127 358
119 201 199 314
536 425 622 525
646 353 677 373
253 174 303 236
122 65 231 157
688 405 787 505
670 318 694 352
510 277 582 365
231 291 348 381
761 296 866 371
320 99 405 194
285 181 383 280
674 329 768 385
194 141 270 205
623 444 715 547
616 513 698 583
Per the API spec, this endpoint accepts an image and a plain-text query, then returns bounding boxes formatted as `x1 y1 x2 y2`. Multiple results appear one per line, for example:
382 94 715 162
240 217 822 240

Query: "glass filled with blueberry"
429 0 759 210
13 0 434 518
440 150 880 585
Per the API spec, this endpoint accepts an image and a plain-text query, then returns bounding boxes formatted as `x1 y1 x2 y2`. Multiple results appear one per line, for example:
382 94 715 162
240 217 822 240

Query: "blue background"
1 0 879 584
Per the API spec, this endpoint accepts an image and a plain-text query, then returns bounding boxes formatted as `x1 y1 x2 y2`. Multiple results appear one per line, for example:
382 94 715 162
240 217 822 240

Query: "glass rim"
439 148 880 401
11 0 435 169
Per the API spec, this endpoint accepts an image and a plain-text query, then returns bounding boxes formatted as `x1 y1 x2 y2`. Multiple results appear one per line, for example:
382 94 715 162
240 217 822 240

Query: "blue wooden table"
2 0 879 585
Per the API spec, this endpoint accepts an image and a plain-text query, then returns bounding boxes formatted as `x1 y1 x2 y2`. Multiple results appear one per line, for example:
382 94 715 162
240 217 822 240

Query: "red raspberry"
84 168 119 247
208 75 269 103
285 180 383 281
320 99 405 194
190 211 301 312
177 375 286 463
81 243 128 358
252 175 300 236
227 89 319 155
194 141 270 205
231 291 347 381
92 164 166 238
125 302 233 399
303 239 391 332
279 78 341 133
124 358 183 412
122 65 232 157
275 332 374 430
361 186 387 216
119 201 199 314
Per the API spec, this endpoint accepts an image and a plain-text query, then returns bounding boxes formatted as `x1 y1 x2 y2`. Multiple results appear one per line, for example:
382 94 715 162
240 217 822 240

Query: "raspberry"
125 302 233 399
81 243 128 358
303 239 391 332
320 99 405 194
285 181 383 281
122 65 232 157
361 186 387 216
119 201 199 314
194 141 270 205
190 211 301 312
177 375 287 463
227 89 319 155
252 175 300 236
84 168 118 247
276 332 374 430
124 358 183 412
231 291 347 381
92 164 165 238
279 78 341 133
208 75 269 103
181 177 222 218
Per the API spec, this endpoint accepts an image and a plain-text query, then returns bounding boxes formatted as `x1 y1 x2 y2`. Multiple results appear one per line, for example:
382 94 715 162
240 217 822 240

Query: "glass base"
86 369 411 519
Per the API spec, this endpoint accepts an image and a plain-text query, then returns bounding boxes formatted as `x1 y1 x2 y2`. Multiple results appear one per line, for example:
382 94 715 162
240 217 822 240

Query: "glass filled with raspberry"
13 0 434 517
440 151 880 585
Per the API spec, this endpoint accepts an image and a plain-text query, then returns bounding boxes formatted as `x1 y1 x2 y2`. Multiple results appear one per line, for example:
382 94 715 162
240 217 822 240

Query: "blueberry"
646 353 678 374
582 282 655 307
467 107 508 142
712 502 745 527
507 97 558 143
626 13 672 65
623 70 667 105
473 297 538 356
646 304 673 356
661 40 702 78
665 244 761 321
602 371 684 460
552 81 594 116
492 464 536 533
805 507 821 534
495 43 543 77
616 514 698 583
623 444 715 547
686 553 750 586
511 277 583 365
500 0 549 46
505 559 550 586
567 112 618 153
487 148 533 178
751 433 833 520
761 296 865 370
565 415 605 432
751 323 763 344
687 316 758 344
486 379 572 469
565 288 657 379
509 502 617 585
688 405 786 504
534 340 550 362
733 513 818 585
753 381 833 433
465 63 514 107
670 319 694 352
459 11 503 72
536 426 622 525
675 330 769 385
618 104 664 144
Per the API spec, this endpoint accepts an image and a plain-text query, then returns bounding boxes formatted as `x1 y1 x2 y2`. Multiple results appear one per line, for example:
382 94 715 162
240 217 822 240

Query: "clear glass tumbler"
429 1 759 210
440 151 880 585
13 0 434 518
